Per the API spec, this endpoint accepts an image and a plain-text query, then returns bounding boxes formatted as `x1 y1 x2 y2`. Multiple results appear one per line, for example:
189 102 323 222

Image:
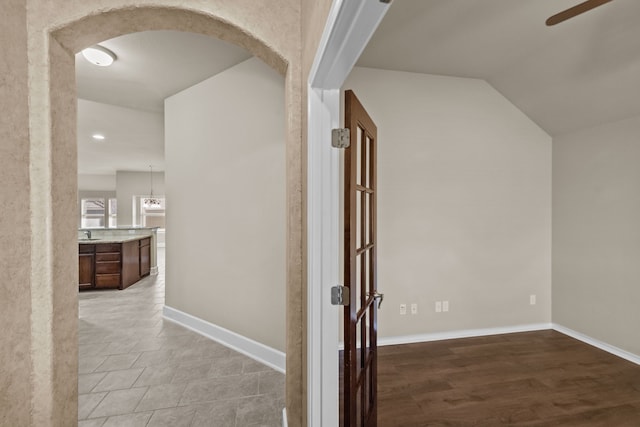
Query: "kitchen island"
78 228 157 290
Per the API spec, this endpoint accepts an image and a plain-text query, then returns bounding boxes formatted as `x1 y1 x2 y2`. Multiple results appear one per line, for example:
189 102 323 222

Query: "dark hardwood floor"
373 330 640 426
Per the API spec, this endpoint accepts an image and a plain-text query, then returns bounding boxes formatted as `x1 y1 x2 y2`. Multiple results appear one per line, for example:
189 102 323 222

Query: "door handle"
369 291 384 309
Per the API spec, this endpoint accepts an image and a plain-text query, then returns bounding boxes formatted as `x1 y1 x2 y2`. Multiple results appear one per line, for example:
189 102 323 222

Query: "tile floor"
78 248 284 427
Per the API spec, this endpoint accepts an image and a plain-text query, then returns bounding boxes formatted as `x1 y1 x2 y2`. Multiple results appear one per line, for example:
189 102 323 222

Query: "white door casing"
307 1 390 425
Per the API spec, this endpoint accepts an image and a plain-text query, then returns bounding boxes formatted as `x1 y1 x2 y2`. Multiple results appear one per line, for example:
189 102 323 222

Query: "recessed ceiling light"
81 45 117 67
92 134 106 141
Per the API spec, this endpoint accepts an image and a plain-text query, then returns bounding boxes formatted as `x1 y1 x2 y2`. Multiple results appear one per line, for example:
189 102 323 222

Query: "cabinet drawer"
96 243 121 253
96 252 120 262
95 274 120 288
79 244 95 254
139 237 151 247
96 261 120 274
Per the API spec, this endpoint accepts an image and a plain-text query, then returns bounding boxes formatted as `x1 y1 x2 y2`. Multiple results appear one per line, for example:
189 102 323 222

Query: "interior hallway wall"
6 1 302 424
165 57 286 352
344 67 553 339
553 114 640 356
0 1 33 423
78 173 116 191
116 170 165 226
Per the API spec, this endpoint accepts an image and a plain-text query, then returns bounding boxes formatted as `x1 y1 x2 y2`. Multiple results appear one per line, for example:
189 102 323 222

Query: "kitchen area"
77 159 166 291
78 227 159 290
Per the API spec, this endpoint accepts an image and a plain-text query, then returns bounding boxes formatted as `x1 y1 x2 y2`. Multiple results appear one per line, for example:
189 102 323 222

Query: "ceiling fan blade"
546 0 614 26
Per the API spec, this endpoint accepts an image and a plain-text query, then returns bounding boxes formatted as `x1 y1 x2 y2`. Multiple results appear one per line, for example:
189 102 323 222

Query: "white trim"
374 324 553 347
162 305 285 373
307 87 341 427
338 323 640 367
150 266 159 275
307 1 390 425
282 408 287 427
310 0 390 89
553 323 640 366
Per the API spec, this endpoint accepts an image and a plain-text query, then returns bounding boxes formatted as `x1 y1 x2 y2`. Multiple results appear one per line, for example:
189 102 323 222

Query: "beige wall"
116 170 166 227
553 114 640 356
165 57 286 351
344 67 553 337
301 0 333 77
0 1 33 424
78 173 116 191
3 1 303 425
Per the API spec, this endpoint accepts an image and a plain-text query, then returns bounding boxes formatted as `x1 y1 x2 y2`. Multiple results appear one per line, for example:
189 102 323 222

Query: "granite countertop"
78 226 159 231
78 235 150 245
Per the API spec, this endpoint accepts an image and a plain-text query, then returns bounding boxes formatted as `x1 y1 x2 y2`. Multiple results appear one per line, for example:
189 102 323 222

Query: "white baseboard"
282 408 287 427
373 323 553 348
552 323 640 366
347 322 640 367
163 305 285 373
150 266 159 275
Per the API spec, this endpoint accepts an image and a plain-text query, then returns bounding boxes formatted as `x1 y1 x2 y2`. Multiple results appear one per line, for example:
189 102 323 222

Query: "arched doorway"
25 4 302 425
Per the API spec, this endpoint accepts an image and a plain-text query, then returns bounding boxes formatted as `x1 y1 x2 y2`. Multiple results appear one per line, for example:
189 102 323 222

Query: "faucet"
83 230 92 239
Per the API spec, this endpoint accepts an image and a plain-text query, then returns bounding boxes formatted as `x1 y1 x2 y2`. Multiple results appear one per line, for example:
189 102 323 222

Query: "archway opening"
39 5 299 425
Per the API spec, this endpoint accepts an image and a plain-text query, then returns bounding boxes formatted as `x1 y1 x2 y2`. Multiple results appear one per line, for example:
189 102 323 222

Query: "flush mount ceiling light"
81 45 117 67
92 133 105 141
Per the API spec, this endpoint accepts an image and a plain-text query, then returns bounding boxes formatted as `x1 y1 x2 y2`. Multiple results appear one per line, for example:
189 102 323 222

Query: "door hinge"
331 285 350 306
331 128 350 148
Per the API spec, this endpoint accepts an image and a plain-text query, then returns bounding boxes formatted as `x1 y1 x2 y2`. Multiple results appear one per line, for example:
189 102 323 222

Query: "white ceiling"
358 0 640 136
76 30 251 112
76 30 251 175
78 1 640 175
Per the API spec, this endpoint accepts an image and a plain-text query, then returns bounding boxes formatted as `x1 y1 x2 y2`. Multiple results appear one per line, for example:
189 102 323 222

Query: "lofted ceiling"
78 1 640 175
358 0 640 136
76 30 251 175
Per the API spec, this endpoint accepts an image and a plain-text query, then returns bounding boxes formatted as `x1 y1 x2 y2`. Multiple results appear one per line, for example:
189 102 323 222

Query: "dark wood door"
343 89 380 427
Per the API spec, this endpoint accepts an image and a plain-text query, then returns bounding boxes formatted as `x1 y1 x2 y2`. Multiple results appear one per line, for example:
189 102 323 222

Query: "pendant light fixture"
143 165 162 208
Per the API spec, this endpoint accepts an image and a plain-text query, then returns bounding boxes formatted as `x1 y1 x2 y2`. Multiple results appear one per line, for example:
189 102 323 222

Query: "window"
108 198 117 228
80 198 105 228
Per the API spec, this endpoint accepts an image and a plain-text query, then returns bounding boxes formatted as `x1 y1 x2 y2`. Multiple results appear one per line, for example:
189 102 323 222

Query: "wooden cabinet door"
79 253 95 289
139 238 151 277
121 240 140 289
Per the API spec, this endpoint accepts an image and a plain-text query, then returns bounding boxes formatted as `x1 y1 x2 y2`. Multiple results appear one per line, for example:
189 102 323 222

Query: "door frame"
307 1 389 425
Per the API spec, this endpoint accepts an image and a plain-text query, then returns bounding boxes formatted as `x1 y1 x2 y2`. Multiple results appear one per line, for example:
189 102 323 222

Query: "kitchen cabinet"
121 240 140 289
78 245 95 289
139 237 151 277
95 243 122 289
79 235 151 290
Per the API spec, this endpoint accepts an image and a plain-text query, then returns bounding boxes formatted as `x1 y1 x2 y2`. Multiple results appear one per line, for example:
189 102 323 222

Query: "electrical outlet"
442 300 449 312
530 295 536 305
435 301 442 313
411 303 418 314
400 304 407 315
